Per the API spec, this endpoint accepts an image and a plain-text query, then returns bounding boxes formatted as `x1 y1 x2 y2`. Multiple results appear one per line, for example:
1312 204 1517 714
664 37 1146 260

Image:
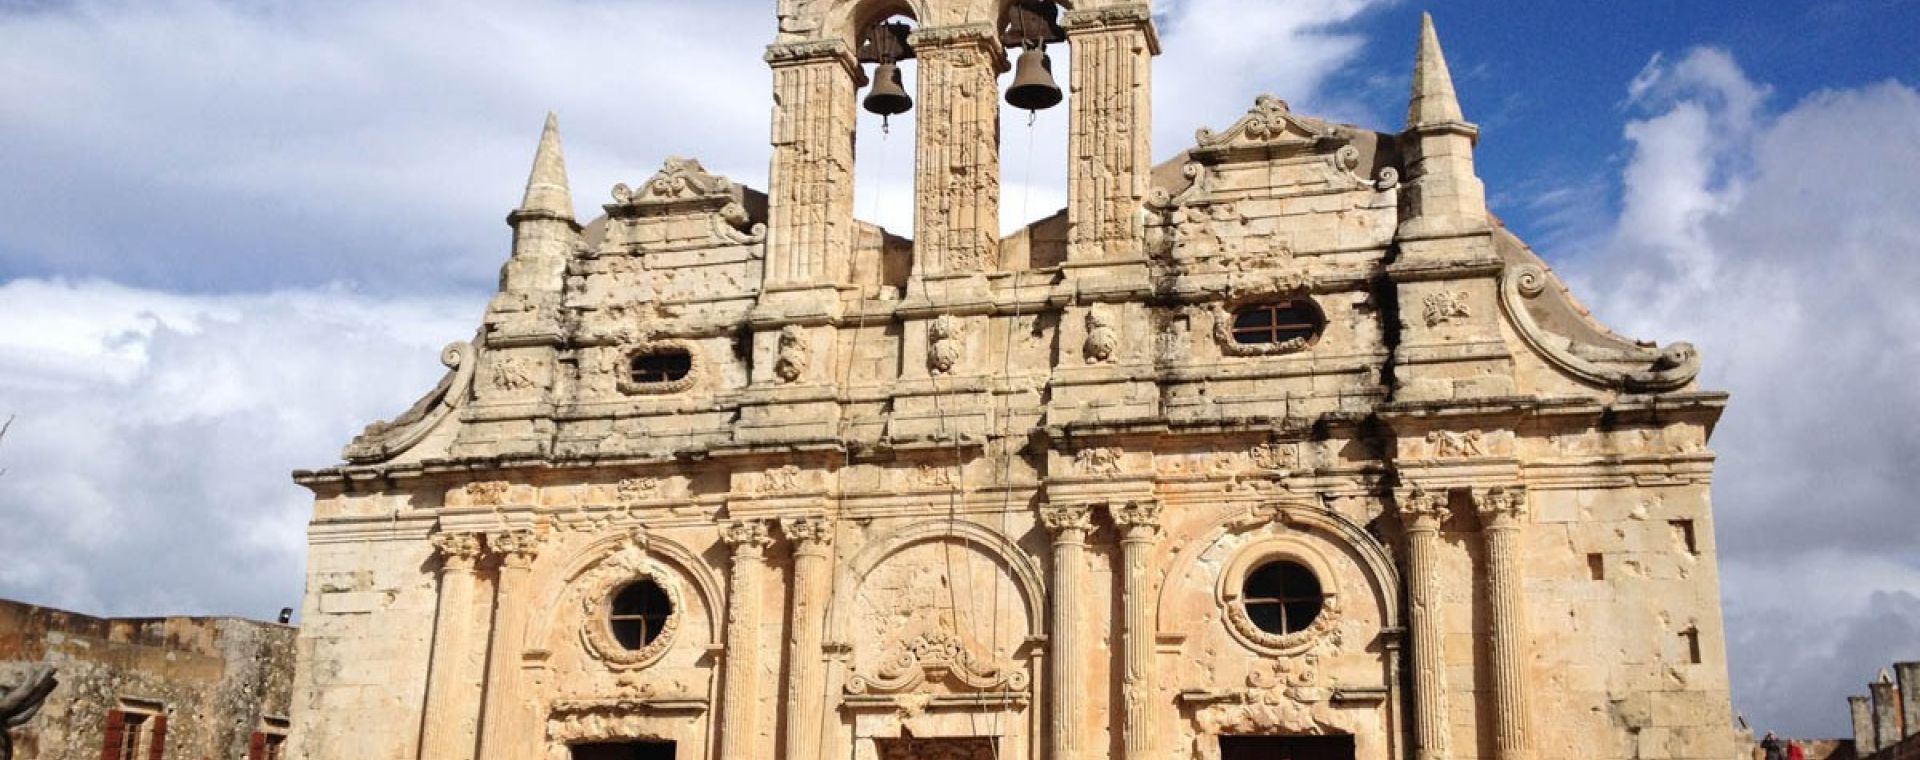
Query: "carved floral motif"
577 534 682 669
1226 593 1344 657
928 315 964 376
463 481 511 506
721 520 774 555
1422 290 1472 327
845 630 1030 696
1476 486 1529 527
488 530 541 568
617 477 661 506
430 532 484 567
1038 504 1095 536
1084 309 1119 364
780 517 833 551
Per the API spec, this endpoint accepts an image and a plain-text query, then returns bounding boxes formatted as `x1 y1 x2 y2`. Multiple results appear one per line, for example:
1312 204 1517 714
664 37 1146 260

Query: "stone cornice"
1061 4 1161 55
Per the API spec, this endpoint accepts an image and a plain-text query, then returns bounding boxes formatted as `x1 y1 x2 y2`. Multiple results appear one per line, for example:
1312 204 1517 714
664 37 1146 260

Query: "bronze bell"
1006 45 1063 111
863 61 913 117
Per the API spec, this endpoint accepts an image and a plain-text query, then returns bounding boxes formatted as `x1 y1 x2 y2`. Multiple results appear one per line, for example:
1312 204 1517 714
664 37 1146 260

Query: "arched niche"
827 519 1046 666
1154 501 1401 638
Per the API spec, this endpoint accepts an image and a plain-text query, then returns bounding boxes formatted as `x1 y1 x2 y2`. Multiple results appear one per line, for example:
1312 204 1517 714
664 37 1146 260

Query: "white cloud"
0 278 474 618
1569 49 1920 736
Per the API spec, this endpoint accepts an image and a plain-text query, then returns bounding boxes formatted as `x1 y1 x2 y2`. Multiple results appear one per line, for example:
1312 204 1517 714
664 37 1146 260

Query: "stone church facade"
287 2 1739 760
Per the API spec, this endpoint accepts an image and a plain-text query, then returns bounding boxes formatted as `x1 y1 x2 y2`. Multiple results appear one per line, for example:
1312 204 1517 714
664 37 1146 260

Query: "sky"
2 0 1918 740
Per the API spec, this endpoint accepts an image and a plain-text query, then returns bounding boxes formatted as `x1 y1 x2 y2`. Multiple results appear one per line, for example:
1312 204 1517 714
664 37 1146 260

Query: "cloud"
0 278 472 618
1568 49 1920 736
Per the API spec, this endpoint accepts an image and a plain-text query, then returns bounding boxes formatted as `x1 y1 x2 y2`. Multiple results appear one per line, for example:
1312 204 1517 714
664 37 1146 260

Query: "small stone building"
288 3 1742 760
0 598 295 760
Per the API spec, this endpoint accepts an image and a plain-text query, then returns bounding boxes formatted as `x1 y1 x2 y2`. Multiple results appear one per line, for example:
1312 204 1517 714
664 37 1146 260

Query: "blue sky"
3 0 1919 740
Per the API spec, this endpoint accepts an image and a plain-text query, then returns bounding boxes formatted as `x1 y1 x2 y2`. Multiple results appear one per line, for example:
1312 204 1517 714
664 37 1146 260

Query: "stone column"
420 531 486 760
764 40 860 286
1399 487 1452 760
780 518 835 760
1062 5 1157 262
720 520 775 760
1873 673 1902 751
1852 695 1876 753
477 530 539 760
1476 487 1533 760
909 24 1004 276
1109 499 1163 760
1041 504 1095 760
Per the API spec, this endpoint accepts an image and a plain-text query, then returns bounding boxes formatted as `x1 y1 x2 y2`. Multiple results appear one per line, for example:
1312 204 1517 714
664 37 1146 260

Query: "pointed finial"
518 111 575 221
1407 12 1467 130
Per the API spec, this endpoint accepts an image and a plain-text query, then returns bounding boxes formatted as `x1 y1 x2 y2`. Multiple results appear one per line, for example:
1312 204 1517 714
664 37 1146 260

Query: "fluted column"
780 517 835 760
1041 504 1095 760
420 531 486 760
720 520 774 760
1399 487 1452 760
477 530 539 760
909 24 1004 276
1062 5 1157 262
764 41 860 286
1476 487 1533 760
1109 499 1162 760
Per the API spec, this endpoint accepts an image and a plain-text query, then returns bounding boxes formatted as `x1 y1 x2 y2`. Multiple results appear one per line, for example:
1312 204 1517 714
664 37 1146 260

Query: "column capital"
1062 4 1161 53
909 23 1004 54
763 38 861 75
431 531 485 570
1397 486 1451 531
780 517 835 555
1474 486 1529 529
1109 499 1163 541
723 520 775 558
1040 504 1096 540
487 529 542 570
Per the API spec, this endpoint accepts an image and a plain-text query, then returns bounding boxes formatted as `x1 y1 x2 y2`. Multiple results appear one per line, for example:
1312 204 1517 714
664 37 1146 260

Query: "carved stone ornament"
344 341 474 464
1501 263 1702 392
1110 499 1164 537
845 630 1030 696
1475 486 1529 527
1039 504 1095 537
1073 447 1123 476
927 315 965 376
1397 487 1450 529
488 530 542 568
1426 429 1487 459
1226 592 1344 657
1190 655 1346 743
722 520 774 555
780 517 834 551
1248 443 1298 473
464 480 512 506
617 341 701 395
545 679 699 744
578 535 683 669
755 465 805 495
1422 290 1472 327
1193 95 1347 160
488 355 548 392
773 325 810 383
431 532 485 568
617 477 662 506
1083 308 1119 364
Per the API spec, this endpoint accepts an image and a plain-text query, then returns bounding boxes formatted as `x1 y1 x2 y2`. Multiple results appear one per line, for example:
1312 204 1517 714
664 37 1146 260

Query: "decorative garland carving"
1225 593 1344 657
844 630 1030 696
577 535 683 669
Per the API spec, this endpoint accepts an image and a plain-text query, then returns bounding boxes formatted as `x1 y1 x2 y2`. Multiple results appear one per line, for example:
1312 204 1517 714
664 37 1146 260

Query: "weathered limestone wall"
0 599 294 760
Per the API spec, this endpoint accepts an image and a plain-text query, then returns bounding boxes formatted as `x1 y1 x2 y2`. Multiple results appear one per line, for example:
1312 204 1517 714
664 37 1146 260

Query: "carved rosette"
1475 486 1529 529
1110 499 1164 541
780 517 834 557
430 532 485 570
488 530 541 570
578 535 683 670
722 520 774 558
1039 504 1095 541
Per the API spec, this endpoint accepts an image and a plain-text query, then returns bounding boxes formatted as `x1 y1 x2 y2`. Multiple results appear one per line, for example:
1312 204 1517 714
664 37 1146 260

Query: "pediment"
612 157 743 214
1193 95 1347 162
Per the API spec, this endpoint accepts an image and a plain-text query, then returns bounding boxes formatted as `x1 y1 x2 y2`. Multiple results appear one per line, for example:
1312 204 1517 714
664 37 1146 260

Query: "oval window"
1230 300 1323 346
609 580 674 650
1242 560 1324 635
629 350 692 385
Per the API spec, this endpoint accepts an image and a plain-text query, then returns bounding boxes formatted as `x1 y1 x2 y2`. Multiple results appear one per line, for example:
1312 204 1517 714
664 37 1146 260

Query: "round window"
1241 560 1324 635
609 580 674 650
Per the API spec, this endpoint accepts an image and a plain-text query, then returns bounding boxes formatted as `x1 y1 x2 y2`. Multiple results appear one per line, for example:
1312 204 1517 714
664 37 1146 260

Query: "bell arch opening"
850 7 920 292
997 0 1071 270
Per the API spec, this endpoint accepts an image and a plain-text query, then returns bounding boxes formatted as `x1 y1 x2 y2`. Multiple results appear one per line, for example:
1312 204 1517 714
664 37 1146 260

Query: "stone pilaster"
476 531 539 760
720 520 775 760
780 517 835 760
420 531 486 760
1040 504 1095 760
908 24 1004 277
764 40 860 287
1399 487 1452 760
1476 486 1533 760
1109 499 1162 760
1062 5 1156 264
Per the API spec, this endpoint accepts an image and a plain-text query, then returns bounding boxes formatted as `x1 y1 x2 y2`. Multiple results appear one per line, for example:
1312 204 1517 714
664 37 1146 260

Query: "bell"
1006 45 1063 111
863 62 913 117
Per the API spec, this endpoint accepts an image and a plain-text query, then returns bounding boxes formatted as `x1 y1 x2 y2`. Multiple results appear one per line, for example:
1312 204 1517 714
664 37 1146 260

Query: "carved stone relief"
773 325 810 383
1084 309 1119 364
928 315 965 376
1421 290 1471 327
576 535 683 669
